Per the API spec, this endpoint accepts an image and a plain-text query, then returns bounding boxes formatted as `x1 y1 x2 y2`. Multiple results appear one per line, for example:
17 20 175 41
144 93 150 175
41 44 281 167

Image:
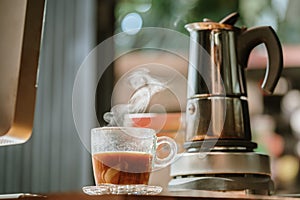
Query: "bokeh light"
290 108 300 136
121 12 143 35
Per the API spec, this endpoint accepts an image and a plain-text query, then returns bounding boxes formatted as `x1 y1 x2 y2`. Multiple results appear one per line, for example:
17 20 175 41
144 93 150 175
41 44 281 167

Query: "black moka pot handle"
237 26 283 94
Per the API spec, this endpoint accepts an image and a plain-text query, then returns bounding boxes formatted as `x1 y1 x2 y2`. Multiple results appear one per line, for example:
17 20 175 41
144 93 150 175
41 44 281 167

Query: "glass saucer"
82 184 163 195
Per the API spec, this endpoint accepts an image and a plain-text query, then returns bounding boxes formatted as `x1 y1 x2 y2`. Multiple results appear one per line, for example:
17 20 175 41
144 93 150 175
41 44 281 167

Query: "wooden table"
11 190 299 200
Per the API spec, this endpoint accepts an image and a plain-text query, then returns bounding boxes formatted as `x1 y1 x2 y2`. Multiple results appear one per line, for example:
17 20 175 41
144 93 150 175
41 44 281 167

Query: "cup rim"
91 126 157 139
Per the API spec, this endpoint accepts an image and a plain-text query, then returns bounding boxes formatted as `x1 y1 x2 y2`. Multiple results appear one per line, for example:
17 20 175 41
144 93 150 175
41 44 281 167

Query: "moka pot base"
169 151 274 195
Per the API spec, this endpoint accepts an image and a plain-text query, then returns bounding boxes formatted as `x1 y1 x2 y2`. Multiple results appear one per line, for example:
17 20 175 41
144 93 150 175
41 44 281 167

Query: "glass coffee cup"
83 127 177 195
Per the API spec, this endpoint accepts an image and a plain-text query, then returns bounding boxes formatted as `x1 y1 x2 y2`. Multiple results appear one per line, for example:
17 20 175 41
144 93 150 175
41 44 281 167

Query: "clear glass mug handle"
153 136 177 169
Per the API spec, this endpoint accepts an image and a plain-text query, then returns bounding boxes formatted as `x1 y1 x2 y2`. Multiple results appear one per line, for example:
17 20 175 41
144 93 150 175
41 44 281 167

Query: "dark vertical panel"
96 0 115 126
59 0 75 191
73 0 98 188
4 147 16 191
36 0 54 192
0 148 6 191
3 148 11 192
21 138 33 192
13 146 22 191
49 0 64 192
29 0 55 193
60 0 97 191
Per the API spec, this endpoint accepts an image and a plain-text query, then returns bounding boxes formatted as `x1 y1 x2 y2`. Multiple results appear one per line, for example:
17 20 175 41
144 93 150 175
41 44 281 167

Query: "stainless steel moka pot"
169 13 283 195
